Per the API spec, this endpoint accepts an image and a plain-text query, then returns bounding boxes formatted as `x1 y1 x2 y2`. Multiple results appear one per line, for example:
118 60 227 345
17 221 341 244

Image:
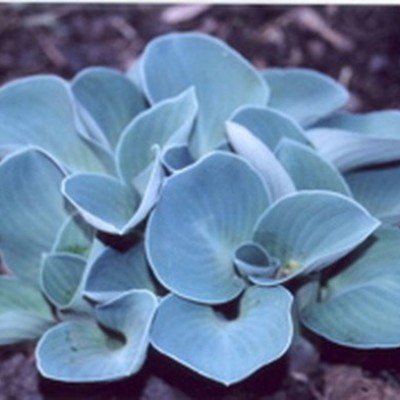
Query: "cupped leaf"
40 252 89 312
275 139 351 196
263 68 349 127
36 290 157 382
0 277 54 345
346 163 400 224
62 173 141 234
0 75 112 173
226 122 295 202
116 88 197 186
231 106 310 150
51 213 95 257
0 148 70 284
306 127 400 172
253 191 380 285
300 227 400 348
146 151 270 304
72 67 147 150
318 110 400 138
85 242 156 303
141 32 269 157
151 286 293 386
161 144 195 173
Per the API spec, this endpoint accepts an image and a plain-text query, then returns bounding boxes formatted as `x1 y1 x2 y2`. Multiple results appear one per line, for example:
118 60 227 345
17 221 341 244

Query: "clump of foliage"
0 32 399 386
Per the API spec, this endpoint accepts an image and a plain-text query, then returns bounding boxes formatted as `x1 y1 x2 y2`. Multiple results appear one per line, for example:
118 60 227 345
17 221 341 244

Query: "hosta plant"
0 32 400 386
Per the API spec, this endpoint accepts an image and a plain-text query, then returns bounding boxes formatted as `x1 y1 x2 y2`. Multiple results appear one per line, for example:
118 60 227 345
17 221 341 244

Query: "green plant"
0 32 399 386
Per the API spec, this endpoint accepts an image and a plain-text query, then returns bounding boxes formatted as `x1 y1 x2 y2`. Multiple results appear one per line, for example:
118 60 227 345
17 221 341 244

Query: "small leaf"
85 242 156 302
253 191 380 285
231 106 310 150
263 68 349 127
151 286 293 386
275 139 351 195
72 67 147 150
161 144 195 173
36 290 157 382
0 148 70 284
0 277 54 345
346 163 400 224
226 122 295 202
141 32 269 157
300 227 400 348
116 88 198 187
146 151 270 304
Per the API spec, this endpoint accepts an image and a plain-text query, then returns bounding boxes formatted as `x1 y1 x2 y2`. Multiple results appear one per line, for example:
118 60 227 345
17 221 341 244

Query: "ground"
0 4 400 400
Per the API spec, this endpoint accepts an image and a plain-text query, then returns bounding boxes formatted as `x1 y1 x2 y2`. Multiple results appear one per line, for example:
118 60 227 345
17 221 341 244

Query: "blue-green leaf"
0 148 70 284
300 227 400 348
0 76 112 173
116 88 197 187
253 191 380 285
85 242 156 303
263 68 349 127
346 164 400 224
275 139 351 195
36 290 157 382
226 122 295 202
40 252 89 312
141 32 269 157
0 277 54 345
72 67 147 151
231 106 310 150
146 152 270 304
151 286 293 386
161 144 195 173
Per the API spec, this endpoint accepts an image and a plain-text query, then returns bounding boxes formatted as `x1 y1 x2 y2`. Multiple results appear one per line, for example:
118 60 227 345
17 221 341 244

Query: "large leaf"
0 148 70 284
253 191 380 285
300 227 400 348
72 67 147 151
140 32 269 157
0 75 112 173
275 139 351 196
116 88 197 187
63 153 164 235
306 127 400 172
0 277 54 345
346 164 400 224
85 242 156 303
226 122 295 202
263 68 349 127
231 106 310 150
151 286 293 386
36 290 157 382
146 152 270 304
40 252 89 312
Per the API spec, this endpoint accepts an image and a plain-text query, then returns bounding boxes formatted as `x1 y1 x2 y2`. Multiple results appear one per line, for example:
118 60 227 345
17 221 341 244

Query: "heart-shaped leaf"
263 68 349 127
0 148 70 284
275 139 351 195
226 122 295 202
85 242 156 303
72 67 147 150
146 151 270 304
151 286 293 386
346 163 400 224
0 76 112 173
300 227 400 348
231 106 310 150
253 191 380 285
116 88 197 186
0 277 54 345
141 32 269 157
36 289 157 382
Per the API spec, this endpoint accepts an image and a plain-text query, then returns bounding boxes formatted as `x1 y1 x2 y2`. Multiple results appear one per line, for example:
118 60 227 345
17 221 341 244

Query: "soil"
0 4 400 400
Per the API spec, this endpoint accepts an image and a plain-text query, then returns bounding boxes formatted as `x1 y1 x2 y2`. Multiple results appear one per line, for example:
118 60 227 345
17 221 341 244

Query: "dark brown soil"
0 4 400 400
